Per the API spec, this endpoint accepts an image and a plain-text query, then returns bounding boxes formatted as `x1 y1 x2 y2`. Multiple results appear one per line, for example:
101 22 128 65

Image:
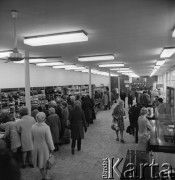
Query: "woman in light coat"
16 106 35 168
32 112 55 180
137 107 153 151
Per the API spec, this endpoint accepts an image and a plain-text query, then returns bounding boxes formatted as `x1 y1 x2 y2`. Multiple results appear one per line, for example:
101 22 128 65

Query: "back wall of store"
0 63 109 88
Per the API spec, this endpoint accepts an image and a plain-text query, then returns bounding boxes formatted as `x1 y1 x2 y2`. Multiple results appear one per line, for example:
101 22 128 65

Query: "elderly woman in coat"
16 106 35 168
70 100 87 155
112 100 125 143
46 107 61 151
137 107 153 151
32 112 55 180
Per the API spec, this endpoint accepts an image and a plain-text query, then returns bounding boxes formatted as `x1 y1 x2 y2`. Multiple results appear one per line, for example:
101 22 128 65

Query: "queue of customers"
0 94 95 180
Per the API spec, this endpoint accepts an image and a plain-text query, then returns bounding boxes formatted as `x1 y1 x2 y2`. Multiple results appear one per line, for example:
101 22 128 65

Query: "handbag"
46 154 55 169
111 124 120 131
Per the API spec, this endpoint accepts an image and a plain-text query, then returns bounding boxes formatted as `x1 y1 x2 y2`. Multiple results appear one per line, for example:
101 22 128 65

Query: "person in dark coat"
46 107 61 151
70 100 87 155
120 90 126 107
82 95 93 125
128 91 134 108
130 103 142 143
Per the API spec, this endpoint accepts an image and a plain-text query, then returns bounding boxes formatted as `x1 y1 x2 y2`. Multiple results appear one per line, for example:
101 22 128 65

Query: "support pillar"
25 50 31 115
89 66 92 98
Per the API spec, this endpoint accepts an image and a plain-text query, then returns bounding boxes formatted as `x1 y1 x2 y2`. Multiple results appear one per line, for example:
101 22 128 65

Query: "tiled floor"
21 103 136 180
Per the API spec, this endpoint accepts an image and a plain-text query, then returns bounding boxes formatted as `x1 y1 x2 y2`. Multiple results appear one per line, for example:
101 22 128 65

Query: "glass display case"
150 120 175 153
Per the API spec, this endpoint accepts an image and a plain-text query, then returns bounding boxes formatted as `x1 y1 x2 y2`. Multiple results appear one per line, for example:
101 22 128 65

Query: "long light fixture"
36 62 64 66
78 54 114 62
65 66 86 70
154 65 160 69
160 47 175 58
0 50 12 57
14 58 47 64
118 70 132 73
172 29 175 37
156 60 165 66
99 63 124 67
24 30 88 46
110 68 130 70
53 65 76 69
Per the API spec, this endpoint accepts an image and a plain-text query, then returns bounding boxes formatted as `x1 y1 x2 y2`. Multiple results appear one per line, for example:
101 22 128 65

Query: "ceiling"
0 0 175 76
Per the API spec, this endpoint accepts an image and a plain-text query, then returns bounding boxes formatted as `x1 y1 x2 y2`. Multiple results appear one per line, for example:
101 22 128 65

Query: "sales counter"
149 119 175 153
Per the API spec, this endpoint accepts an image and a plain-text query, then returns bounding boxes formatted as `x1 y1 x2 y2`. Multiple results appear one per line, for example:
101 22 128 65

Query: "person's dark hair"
158 98 163 103
19 106 28 117
0 112 12 124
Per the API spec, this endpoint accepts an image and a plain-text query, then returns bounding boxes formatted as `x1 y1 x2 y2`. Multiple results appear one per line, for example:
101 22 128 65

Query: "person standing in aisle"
102 91 109 110
70 100 87 155
16 106 35 168
82 95 93 125
120 90 126 108
137 107 153 151
128 91 134 108
111 100 125 143
32 112 55 180
46 107 61 152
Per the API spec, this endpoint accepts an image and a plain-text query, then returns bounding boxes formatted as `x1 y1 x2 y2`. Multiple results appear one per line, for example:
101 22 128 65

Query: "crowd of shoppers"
0 93 97 180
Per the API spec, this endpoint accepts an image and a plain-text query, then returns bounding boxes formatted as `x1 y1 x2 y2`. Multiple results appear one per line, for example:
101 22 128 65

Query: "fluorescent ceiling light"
99 63 124 67
14 59 47 64
172 29 175 37
53 65 76 69
78 54 114 62
110 68 130 70
156 60 165 66
24 30 88 46
118 70 132 73
0 51 12 57
110 74 119 77
36 62 64 66
154 65 160 69
65 67 86 70
160 47 175 58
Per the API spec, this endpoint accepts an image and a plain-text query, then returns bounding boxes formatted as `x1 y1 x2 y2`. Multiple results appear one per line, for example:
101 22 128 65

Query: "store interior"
1 0 175 179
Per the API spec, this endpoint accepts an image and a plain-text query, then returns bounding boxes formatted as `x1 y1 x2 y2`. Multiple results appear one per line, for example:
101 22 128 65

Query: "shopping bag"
46 154 55 169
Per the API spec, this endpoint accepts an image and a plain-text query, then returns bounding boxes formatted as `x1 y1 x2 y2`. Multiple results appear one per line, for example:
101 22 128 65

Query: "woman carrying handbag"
111 100 125 143
32 112 55 180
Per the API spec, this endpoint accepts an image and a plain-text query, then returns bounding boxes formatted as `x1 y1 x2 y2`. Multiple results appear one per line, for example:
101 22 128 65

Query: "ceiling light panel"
36 62 64 66
0 51 12 57
24 30 88 46
53 65 76 69
156 60 165 66
78 54 114 62
160 47 175 58
99 63 124 67
14 59 47 64
110 68 130 70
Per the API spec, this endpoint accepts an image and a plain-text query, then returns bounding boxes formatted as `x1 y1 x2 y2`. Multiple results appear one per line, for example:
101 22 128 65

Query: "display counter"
149 120 175 153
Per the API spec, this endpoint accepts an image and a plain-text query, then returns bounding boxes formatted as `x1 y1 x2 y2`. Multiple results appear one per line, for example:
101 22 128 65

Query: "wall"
0 62 109 88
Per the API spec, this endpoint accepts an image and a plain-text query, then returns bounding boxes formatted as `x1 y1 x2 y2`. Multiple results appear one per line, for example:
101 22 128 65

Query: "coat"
82 99 93 123
32 122 54 169
70 107 87 140
0 121 21 152
16 115 35 152
46 113 61 144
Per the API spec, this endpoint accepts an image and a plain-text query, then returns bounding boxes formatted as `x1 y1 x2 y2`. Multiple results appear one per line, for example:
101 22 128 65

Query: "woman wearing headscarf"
32 112 54 180
70 100 87 155
112 100 125 143
16 106 35 168
137 107 153 151
46 107 61 151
